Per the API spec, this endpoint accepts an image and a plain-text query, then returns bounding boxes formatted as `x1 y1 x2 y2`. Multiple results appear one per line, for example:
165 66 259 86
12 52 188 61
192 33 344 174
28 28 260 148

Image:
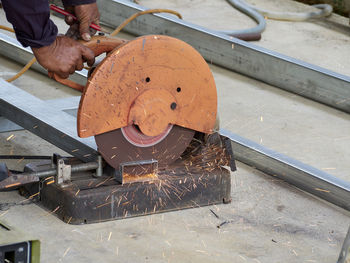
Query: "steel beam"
220 129 350 211
0 96 80 133
0 79 98 162
96 0 350 113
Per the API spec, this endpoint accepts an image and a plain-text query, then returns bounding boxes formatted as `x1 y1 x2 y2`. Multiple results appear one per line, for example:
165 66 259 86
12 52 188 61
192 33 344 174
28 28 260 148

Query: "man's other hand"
64 3 100 41
32 36 95 79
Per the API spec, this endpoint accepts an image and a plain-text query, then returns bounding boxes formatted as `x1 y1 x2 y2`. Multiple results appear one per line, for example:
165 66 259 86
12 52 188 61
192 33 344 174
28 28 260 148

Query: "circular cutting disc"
78 35 217 139
95 125 195 170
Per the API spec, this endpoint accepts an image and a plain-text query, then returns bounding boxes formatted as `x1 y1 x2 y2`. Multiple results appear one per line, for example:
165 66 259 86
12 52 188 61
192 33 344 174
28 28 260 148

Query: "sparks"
6 134 15 141
315 188 330 193
62 247 71 257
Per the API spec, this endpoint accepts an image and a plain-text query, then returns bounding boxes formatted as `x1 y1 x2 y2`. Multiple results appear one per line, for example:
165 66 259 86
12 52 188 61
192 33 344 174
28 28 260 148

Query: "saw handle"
82 36 127 57
48 36 127 91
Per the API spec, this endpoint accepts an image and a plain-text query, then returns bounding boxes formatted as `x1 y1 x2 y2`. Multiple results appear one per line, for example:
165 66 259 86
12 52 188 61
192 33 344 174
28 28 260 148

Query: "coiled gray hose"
219 0 266 37
247 3 333 21
220 0 332 37
129 0 332 41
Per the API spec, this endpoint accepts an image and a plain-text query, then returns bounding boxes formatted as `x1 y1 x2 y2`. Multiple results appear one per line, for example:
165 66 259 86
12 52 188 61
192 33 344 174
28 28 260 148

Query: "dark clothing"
2 0 95 48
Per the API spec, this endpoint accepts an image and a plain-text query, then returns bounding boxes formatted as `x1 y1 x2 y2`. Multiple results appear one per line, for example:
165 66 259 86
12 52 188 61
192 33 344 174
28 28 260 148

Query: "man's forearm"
1 0 57 48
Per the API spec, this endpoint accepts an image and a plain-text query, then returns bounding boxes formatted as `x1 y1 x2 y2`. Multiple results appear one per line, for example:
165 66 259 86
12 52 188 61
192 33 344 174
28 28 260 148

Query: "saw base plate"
20 134 235 224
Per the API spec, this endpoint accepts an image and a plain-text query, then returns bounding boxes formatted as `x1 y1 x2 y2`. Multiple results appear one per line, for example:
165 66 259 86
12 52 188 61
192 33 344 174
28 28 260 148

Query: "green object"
296 0 350 16
0 221 40 263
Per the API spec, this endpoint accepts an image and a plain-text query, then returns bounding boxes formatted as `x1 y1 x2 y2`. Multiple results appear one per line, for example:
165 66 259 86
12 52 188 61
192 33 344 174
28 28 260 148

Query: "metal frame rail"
0 79 349 211
0 79 97 162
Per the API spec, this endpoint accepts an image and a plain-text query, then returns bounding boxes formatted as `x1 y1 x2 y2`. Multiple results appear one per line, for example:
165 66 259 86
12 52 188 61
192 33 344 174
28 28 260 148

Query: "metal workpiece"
220 129 350 211
96 0 350 113
0 79 98 162
117 159 159 184
0 96 80 133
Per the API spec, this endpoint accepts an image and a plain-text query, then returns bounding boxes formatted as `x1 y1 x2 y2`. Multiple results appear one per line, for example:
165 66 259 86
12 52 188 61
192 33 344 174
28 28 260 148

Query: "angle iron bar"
220 129 350 211
0 96 81 133
0 79 98 162
96 0 350 113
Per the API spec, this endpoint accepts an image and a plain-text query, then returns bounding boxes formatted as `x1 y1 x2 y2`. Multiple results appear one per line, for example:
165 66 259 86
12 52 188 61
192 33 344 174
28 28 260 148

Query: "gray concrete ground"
0 0 350 262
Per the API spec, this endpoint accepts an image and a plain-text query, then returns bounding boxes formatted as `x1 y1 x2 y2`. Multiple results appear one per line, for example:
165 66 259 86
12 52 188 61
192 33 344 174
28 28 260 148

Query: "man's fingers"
89 28 97 37
65 15 75 26
69 65 76 75
82 33 91 41
76 58 84 71
56 71 69 79
79 20 91 41
81 46 95 67
65 24 80 40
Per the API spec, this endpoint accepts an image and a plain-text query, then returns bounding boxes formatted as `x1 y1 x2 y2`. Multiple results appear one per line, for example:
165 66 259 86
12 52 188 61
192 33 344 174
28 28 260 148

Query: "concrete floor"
0 0 350 262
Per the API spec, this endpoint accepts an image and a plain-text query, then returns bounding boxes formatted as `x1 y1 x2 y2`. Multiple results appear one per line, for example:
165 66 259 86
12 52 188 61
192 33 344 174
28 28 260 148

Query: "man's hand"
32 36 95 79
64 3 100 41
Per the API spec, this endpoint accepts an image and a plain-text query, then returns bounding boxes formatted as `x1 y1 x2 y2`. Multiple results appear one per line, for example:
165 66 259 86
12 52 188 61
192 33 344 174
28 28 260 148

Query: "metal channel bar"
220 129 350 211
0 79 98 162
97 0 350 113
0 96 80 133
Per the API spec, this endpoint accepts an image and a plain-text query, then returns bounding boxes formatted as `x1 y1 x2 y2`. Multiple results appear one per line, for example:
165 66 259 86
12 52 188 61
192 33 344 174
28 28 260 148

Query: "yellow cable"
1 8 182 82
6 57 37 82
0 24 37 82
0 25 14 33
110 9 182 37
